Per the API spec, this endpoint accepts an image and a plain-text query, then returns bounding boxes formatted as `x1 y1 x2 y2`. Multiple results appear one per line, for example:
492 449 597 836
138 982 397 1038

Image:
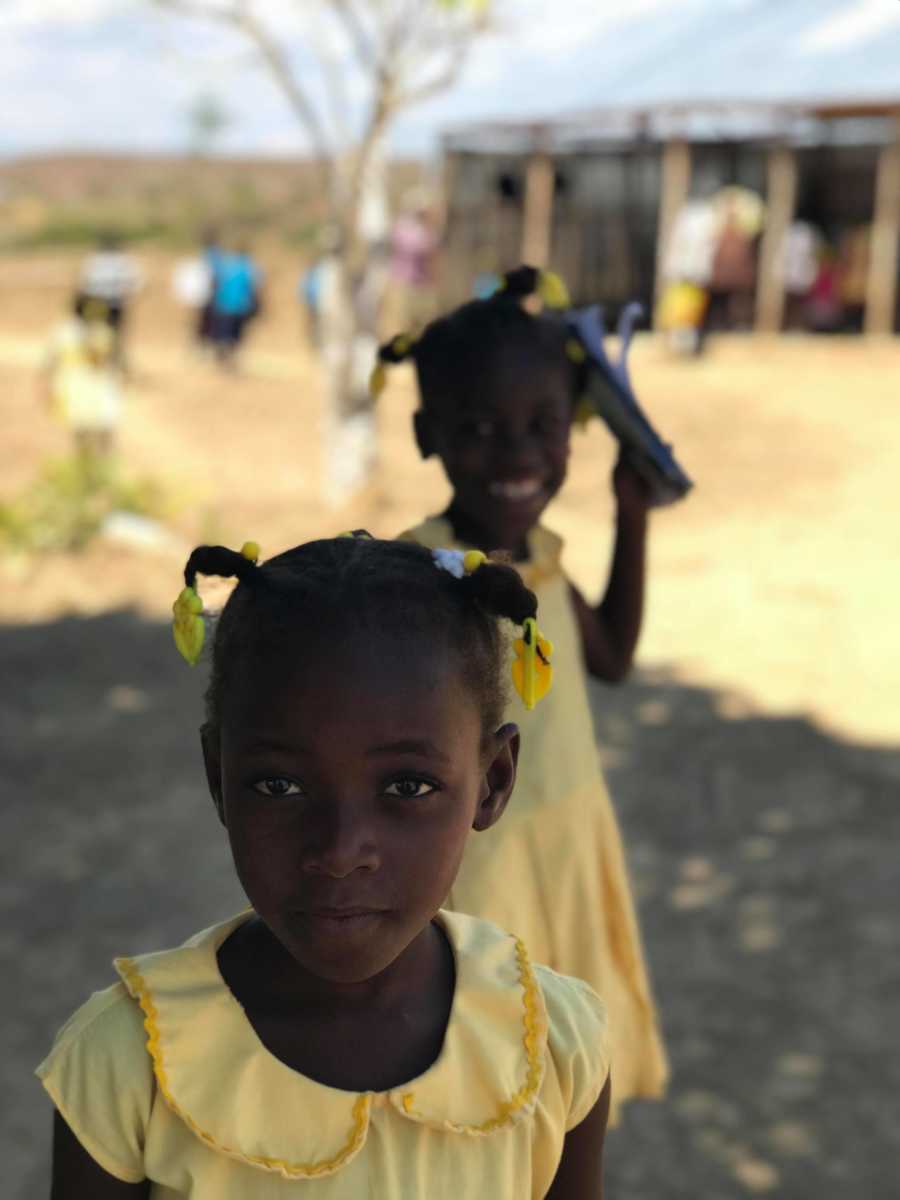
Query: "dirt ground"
3 252 899 1197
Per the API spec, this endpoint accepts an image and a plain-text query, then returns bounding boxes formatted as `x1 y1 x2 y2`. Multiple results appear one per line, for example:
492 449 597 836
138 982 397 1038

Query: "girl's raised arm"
50 1111 150 1200
569 457 651 683
545 1076 611 1200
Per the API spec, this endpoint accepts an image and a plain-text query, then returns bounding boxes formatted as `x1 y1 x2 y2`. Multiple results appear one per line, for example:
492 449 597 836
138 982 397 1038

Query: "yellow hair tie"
538 271 570 310
463 550 487 574
240 541 260 563
172 586 205 667
369 362 387 399
573 395 595 430
392 332 417 357
512 617 554 710
565 337 586 364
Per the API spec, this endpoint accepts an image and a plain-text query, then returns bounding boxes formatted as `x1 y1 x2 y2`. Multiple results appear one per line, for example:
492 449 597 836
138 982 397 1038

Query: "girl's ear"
200 724 226 826
413 409 435 460
473 723 519 832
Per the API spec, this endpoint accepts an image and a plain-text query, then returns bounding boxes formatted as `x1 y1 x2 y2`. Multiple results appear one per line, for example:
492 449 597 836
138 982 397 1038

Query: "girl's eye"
458 419 495 439
384 778 437 800
253 777 302 798
535 412 564 436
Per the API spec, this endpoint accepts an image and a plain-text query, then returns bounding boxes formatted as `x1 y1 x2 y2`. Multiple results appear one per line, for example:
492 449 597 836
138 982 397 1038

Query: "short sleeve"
537 966 611 1131
36 982 155 1183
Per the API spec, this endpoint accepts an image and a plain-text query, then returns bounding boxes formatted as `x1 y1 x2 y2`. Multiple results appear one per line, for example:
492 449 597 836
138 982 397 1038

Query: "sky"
2 0 899 160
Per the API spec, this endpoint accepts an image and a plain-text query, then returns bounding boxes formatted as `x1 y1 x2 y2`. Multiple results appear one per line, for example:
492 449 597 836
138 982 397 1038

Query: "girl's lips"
296 908 387 927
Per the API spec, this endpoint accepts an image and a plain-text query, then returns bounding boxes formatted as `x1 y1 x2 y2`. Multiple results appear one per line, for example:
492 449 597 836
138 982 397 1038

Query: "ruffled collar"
401 516 564 592
114 910 547 1180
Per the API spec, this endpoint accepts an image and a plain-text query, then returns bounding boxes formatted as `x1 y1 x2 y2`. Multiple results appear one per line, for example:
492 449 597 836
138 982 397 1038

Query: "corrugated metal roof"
445 0 900 148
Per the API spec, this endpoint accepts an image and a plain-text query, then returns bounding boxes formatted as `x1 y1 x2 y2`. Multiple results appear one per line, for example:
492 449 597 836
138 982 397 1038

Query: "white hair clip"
432 547 488 578
432 548 467 578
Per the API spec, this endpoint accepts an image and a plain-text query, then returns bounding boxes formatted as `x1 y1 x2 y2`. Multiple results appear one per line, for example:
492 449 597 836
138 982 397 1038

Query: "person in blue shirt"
197 228 224 350
211 242 262 367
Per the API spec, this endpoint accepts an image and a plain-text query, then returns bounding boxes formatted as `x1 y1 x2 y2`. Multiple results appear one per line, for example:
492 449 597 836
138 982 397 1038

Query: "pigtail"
500 265 541 301
431 548 553 710
184 543 260 590
496 264 571 311
459 559 537 627
174 541 260 666
369 332 419 398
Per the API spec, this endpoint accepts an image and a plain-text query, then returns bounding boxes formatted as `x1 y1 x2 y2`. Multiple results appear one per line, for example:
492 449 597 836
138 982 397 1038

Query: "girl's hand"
612 454 652 519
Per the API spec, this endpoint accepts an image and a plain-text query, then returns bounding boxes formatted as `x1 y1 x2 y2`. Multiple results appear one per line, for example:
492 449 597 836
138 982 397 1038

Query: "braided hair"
184 535 537 739
375 265 586 411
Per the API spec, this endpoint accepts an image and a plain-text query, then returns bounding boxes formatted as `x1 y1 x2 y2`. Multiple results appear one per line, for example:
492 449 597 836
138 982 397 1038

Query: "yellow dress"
48 318 121 433
401 518 669 1116
37 910 609 1198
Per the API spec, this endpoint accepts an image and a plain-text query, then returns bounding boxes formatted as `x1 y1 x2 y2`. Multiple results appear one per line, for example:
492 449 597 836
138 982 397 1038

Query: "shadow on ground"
3 613 898 1198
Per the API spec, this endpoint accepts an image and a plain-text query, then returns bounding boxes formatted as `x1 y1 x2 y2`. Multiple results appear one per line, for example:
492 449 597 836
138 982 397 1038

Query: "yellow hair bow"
173 586 204 667
512 617 554 710
173 539 260 666
538 271 570 310
369 362 388 399
565 337 586 364
573 395 595 431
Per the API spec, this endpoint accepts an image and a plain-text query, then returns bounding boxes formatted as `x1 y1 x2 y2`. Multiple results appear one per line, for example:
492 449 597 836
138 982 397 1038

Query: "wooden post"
756 144 797 333
864 116 900 336
654 138 691 302
521 129 555 268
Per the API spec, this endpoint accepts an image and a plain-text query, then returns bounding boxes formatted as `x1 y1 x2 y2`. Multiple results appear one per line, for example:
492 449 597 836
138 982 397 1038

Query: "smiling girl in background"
381 266 670 1120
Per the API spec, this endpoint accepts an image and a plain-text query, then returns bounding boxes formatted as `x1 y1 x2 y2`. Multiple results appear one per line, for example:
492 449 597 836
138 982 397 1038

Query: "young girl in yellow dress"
45 294 123 461
375 266 670 1120
38 533 611 1198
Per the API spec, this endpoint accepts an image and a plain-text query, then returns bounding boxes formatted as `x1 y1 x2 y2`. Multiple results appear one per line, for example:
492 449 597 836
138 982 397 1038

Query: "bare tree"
152 0 491 503
185 92 232 156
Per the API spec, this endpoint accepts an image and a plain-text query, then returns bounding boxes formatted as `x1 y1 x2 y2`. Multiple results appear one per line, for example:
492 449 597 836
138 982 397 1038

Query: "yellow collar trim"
115 955 371 1180
114 911 547 1174
396 935 544 1134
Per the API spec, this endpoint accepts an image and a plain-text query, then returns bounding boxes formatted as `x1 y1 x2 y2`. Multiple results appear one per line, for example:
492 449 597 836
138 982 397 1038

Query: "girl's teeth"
490 480 541 500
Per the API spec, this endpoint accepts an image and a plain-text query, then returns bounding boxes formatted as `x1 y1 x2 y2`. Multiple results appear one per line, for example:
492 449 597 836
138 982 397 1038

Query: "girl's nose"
497 430 541 466
302 805 380 878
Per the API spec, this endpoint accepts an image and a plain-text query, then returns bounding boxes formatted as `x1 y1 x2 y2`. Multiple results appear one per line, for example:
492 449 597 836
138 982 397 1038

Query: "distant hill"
0 154 423 251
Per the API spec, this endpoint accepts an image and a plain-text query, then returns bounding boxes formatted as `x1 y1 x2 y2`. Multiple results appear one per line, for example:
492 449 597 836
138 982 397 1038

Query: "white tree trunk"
320 144 390 507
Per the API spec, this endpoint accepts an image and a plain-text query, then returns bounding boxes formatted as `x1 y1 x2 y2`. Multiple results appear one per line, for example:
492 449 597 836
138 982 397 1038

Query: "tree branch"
395 31 472 107
327 0 377 71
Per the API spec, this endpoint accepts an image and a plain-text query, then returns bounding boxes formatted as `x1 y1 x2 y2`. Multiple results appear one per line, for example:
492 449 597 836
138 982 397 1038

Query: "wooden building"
440 99 900 333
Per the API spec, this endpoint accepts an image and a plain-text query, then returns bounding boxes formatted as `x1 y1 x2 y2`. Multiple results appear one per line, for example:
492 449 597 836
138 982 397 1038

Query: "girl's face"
416 343 574 554
204 632 518 985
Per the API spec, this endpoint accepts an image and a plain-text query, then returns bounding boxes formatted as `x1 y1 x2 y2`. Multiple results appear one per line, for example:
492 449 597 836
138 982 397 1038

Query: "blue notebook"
566 303 693 507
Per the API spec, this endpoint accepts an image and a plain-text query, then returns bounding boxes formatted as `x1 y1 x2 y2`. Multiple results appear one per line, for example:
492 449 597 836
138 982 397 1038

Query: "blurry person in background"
43 295 124 465
197 227 224 351
210 241 263 370
78 232 143 369
780 218 823 331
704 193 759 337
807 244 844 334
657 197 717 355
171 228 224 358
387 188 439 334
